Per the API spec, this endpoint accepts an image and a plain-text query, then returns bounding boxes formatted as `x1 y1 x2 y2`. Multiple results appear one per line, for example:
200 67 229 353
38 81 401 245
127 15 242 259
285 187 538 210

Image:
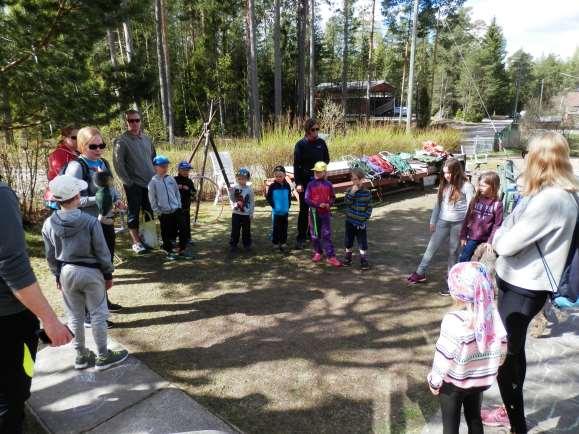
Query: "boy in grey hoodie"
148 155 190 260
228 168 255 252
42 175 128 371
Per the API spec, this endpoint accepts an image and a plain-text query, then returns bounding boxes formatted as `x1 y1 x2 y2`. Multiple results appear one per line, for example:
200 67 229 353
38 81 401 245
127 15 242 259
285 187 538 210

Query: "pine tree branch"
0 0 71 75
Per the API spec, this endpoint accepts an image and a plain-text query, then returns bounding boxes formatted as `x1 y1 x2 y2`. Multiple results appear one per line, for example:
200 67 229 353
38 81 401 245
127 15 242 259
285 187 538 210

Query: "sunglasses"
310 127 319 132
128 118 141 124
88 143 107 150
69 136 77 140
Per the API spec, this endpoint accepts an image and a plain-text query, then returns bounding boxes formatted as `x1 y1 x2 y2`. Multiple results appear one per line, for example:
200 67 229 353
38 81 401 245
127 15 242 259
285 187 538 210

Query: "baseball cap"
178 160 192 170
312 161 328 172
236 168 251 179
49 175 88 202
153 155 170 166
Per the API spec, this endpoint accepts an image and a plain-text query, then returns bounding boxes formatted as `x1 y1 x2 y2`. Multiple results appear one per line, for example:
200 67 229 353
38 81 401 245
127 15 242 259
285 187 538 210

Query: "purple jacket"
460 197 503 242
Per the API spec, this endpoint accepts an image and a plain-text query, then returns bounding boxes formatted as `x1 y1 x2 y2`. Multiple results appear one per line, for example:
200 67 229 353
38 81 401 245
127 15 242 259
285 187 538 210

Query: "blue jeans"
459 239 482 262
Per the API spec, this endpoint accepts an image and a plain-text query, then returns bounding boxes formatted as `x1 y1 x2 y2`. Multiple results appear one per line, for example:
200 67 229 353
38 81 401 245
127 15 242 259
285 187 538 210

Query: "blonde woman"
65 127 124 317
482 132 578 433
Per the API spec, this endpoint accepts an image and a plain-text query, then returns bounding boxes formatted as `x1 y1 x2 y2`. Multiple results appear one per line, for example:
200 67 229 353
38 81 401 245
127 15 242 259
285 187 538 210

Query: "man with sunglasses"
113 110 156 254
293 118 330 249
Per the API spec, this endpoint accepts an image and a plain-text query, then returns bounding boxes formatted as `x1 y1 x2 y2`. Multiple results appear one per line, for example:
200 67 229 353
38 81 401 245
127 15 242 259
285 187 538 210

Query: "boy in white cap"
42 175 128 371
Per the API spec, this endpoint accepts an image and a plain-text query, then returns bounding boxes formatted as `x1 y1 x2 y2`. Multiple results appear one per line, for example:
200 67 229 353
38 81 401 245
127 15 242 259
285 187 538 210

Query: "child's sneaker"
407 272 426 284
343 252 353 267
439 288 451 296
481 406 510 428
279 244 288 253
178 250 193 259
312 252 322 262
165 252 178 261
360 256 370 270
272 244 279 251
74 349 96 370
95 349 129 371
132 242 147 254
326 257 342 267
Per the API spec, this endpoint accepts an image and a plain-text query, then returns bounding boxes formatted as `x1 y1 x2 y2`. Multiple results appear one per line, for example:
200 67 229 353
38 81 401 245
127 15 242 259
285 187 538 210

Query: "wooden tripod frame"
187 102 232 224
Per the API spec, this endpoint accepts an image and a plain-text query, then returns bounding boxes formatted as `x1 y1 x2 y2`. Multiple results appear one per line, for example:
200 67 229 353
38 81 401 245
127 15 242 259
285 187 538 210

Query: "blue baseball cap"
153 155 170 166
236 168 251 179
178 160 192 170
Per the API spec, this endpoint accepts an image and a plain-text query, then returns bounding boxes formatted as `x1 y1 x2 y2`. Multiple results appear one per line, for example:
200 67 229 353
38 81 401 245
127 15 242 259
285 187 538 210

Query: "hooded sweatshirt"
148 174 182 214
42 209 114 280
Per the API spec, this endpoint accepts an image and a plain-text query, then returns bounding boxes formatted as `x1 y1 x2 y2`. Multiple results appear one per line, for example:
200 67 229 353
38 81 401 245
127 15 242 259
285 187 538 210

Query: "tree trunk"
106 29 119 69
154 0 169 135
121 18 141 112
244 17 254 136
428 23 439 120
246 0 261 138
341 0 349 116
308 0 315 117
365 0 376 120
296 0 306 119
273 0 282 120
160 0 174 144
1 77 13 146
405 0 419 133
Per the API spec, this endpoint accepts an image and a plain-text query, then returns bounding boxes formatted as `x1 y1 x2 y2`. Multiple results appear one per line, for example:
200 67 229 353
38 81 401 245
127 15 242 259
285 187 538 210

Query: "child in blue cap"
175 160 196 245
148 155 190 260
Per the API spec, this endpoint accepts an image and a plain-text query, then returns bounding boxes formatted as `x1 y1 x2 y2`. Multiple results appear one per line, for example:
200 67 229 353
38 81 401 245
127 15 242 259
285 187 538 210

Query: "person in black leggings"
440 383 487 434
496 278 549 433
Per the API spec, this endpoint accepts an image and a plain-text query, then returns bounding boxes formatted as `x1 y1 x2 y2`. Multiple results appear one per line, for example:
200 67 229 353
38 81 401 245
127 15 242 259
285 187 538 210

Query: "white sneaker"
132 243 147 254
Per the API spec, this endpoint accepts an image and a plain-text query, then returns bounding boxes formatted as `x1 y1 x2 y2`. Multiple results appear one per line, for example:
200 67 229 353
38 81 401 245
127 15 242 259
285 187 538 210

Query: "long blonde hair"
521 132 578 196
76 127 102 155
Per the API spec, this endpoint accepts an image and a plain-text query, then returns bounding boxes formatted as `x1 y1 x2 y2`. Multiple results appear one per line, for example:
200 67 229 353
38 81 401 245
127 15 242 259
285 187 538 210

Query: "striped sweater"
427 311 507 390
344 187 372 226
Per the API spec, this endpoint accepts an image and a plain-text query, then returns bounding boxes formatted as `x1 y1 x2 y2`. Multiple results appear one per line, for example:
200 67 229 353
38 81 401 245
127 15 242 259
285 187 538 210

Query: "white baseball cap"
49 175 87 202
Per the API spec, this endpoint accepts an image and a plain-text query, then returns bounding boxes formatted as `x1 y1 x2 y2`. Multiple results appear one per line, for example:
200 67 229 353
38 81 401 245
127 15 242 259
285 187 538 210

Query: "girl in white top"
408 158 475 294
481 132 578 433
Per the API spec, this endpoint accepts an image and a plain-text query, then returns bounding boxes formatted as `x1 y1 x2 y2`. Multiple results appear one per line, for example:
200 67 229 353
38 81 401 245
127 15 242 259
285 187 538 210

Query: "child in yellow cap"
305 162 341 267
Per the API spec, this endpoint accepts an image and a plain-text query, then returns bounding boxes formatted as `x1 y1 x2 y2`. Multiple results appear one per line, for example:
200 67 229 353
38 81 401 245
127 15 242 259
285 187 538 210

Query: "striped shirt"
344 188 372 226
427 311 507 390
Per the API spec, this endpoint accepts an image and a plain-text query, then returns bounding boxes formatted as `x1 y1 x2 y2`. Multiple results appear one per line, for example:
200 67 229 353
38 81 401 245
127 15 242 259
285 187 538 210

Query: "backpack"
535 193 579 309
59 157 111 196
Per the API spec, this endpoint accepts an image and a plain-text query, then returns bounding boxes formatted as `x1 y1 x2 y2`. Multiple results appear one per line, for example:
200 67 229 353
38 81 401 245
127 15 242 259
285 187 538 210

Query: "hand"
429 385 440 396
56 280 62 291
320 203 329 209
105 279 113 290
351 185 359 193
182 185 189 191
461 239 466 247
43 318 73 347
296 185 303 193
484 243 495 255
115 200 126 210
429 224 436 233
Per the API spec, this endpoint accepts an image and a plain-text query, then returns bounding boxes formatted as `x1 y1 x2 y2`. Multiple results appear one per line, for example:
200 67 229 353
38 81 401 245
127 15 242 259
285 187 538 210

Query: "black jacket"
293 137 330 187
174 175 196 208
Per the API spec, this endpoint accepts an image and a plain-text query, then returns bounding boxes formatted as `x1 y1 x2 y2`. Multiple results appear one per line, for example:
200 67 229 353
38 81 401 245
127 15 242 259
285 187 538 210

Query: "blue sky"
319 0 579 60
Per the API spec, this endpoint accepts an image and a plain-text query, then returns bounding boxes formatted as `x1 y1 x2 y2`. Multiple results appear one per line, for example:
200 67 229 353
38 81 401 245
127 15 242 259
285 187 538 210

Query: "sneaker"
95 349 129 371
343 252 353 267
165 252 178 261
481 406 510 428
229 245 238 254
178 251 194 259
439 288 451 296
107 301 124 312
295 240 305 250
243 245 252 253
279 244 288 253
360 257 370 270
187 239 194 246
407 272 426 284
326 257 342 267
74 349 96 370
312 252 323 262
272 244 279 251
132 243 147 254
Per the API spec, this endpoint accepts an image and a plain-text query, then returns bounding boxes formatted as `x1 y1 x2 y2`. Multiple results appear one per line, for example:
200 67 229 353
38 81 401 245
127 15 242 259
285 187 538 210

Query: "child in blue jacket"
266 165 292 252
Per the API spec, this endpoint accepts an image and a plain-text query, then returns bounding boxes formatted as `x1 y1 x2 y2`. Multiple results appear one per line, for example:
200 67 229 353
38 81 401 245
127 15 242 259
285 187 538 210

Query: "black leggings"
439 382 486 434
496 277 549 434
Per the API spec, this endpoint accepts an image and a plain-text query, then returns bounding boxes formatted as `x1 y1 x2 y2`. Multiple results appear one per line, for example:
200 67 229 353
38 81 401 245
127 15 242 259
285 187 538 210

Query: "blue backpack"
536 193 579 309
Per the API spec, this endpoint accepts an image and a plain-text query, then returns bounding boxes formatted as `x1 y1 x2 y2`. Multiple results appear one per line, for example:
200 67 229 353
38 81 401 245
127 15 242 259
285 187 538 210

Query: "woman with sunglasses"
44 126 79 210
65 127 124 319
293 118 330 249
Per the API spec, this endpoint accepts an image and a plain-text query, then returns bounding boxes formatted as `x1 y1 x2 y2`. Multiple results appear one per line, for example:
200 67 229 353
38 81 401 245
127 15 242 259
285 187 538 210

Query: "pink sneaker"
407 272 426 284
481 405 510 428
326 257 342 267
312 252 322 262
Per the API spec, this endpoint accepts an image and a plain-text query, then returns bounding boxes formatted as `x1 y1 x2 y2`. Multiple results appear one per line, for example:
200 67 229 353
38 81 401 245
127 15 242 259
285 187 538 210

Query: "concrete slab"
422 312 579 434
27 332 239 433
88 388 238 434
